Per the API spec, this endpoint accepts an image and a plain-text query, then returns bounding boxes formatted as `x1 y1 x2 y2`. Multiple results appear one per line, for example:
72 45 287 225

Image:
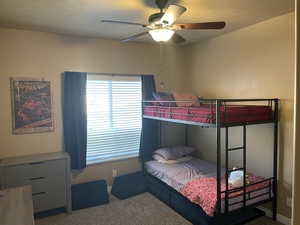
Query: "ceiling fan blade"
160 4 187 25
171 33 186 44
176 22 226 30
121 31 149 42
101 20 147 27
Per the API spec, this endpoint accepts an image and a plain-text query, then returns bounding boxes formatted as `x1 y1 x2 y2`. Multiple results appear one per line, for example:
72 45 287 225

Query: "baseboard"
257 207 291 225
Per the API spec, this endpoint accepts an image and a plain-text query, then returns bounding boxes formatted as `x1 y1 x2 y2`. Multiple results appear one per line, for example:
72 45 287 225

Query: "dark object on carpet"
111 171 147 199
72 180 109 210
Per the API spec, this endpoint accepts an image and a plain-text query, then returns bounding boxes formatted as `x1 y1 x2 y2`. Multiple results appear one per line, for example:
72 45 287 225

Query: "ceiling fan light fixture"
102 1 226 44
149 29 175 42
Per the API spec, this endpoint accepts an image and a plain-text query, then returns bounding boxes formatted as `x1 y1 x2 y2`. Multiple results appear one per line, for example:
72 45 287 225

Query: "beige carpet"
35 193 283 225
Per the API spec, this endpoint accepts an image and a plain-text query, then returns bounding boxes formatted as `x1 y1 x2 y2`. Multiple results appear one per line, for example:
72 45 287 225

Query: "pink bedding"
143 105 273 124
181 175 271 216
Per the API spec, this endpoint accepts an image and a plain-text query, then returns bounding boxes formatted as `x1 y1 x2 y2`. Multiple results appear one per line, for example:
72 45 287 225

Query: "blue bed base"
145 172 265 225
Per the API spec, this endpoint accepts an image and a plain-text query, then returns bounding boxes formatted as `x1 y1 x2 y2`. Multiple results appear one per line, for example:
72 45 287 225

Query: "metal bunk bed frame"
142 98 279 224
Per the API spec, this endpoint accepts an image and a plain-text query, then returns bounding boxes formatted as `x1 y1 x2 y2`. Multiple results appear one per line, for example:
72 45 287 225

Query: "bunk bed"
141 98 279 225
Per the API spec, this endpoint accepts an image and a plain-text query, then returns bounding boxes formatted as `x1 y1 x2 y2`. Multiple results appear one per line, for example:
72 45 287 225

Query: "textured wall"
0 27 186 184
184 13 295 218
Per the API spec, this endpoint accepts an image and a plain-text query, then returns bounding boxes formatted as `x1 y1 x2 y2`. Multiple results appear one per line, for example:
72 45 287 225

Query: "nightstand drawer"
3 159 65 188
30 174 66 195
32 189 66 212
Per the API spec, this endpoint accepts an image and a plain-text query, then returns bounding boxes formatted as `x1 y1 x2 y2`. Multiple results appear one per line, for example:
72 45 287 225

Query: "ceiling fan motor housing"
148 12 164 24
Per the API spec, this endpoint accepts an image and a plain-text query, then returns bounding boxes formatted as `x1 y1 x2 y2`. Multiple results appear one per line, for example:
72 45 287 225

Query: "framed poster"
10 78 54 134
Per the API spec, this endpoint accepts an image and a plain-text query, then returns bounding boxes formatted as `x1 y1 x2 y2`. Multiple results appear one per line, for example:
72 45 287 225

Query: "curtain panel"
140 75 159 166
62 71 87 169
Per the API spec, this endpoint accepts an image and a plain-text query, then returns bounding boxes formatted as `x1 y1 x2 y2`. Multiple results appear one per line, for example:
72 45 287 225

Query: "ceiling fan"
101 0 226 44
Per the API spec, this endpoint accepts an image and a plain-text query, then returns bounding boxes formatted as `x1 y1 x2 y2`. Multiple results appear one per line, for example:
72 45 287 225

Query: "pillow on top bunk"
172 92 200 107
154 146 195 160
152 92 175 106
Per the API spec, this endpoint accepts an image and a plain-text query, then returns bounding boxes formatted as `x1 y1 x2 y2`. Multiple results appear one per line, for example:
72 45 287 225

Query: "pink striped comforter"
181 175 271 216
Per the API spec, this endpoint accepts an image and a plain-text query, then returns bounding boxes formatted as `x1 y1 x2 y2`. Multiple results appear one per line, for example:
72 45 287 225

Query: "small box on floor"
72 180 109 210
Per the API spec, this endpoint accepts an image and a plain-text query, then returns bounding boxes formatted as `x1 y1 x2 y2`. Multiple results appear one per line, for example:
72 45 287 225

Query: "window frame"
86 74 142 165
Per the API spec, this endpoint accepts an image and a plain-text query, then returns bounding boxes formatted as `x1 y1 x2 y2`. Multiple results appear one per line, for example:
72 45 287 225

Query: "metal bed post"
243 125 247 209
159 121 162 148
216 100 222 214
225 127 229 214
272 99 279 220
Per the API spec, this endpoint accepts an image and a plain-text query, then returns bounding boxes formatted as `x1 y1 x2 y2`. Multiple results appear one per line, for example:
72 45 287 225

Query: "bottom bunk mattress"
145 158 272 216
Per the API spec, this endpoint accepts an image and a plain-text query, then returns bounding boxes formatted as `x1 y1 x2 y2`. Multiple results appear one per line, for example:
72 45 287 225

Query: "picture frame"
10 77 54 134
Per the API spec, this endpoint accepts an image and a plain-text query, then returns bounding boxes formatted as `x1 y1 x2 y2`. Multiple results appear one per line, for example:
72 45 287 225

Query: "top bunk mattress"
143 105 273 125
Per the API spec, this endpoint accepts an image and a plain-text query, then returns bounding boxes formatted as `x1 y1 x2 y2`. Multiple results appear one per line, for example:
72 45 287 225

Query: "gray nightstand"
0 152 72 213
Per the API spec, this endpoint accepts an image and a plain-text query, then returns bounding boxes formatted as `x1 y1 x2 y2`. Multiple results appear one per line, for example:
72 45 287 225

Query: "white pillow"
155 156 193 164
154 146 195 160
152 154 165 161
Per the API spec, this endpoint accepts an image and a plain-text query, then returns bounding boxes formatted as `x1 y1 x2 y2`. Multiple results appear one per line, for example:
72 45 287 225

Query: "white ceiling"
0 0 295 44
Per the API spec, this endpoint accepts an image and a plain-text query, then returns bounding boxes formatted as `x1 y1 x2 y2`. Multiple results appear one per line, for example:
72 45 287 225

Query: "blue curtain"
140 75 159 166
62 71 87 169
142 75 156 100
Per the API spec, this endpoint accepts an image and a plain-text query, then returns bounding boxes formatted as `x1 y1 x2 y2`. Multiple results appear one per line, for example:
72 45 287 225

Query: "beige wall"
0 27 186 185
0 11 295 218
184 13 295 218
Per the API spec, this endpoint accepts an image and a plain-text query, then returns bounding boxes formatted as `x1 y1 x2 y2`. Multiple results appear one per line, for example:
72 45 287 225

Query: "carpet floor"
35 193 283 225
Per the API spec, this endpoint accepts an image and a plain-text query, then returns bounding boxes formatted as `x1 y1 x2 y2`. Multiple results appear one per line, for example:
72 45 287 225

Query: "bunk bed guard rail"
142 98 279 219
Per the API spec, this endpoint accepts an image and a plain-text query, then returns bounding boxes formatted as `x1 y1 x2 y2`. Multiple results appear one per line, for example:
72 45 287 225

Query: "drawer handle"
32 192 46 196
30 176 45 181
29 161 44 165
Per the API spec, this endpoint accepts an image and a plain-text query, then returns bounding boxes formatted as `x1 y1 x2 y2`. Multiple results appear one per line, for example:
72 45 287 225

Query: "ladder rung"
228 168 244 173
227 147 244 152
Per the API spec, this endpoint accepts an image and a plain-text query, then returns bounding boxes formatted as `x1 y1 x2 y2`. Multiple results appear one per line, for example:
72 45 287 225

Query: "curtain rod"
88 72 148 77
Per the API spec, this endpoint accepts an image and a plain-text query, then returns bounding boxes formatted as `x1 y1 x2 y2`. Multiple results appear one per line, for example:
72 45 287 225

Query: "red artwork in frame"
10 78 54 134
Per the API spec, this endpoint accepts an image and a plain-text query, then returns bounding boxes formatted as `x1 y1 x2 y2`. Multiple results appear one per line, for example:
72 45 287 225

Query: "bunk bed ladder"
224 125 247 215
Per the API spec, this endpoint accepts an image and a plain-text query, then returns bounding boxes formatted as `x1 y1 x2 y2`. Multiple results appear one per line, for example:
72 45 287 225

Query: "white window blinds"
86 75 142 164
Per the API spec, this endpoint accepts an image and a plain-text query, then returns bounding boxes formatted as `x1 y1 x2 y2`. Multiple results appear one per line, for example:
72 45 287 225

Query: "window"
86 75 142 164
